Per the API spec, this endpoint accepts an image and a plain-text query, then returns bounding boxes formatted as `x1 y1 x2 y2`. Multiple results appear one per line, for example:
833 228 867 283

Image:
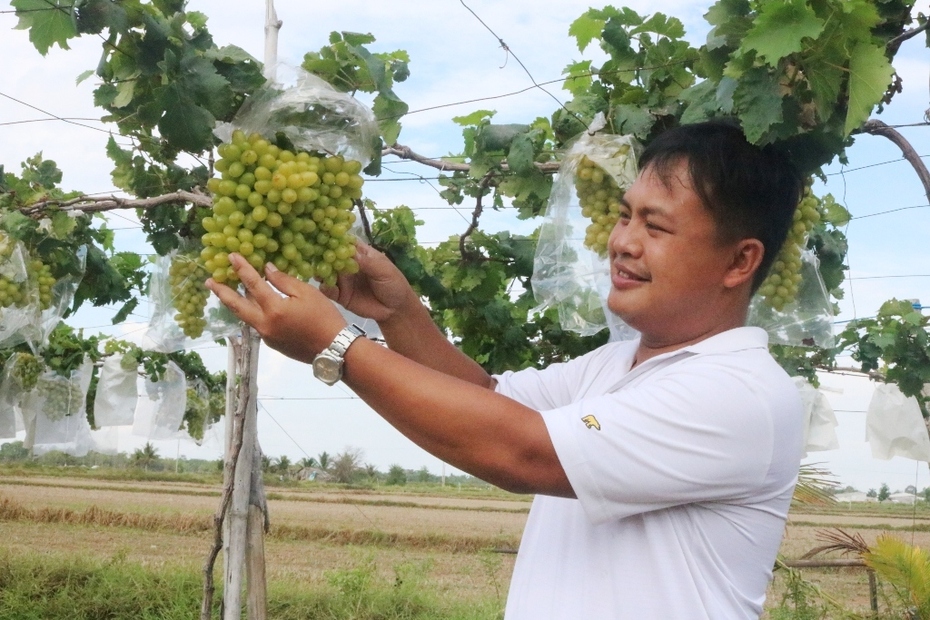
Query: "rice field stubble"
3 473 929 616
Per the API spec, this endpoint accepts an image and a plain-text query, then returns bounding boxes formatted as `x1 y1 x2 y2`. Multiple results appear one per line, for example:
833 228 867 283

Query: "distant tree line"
0 440 490 487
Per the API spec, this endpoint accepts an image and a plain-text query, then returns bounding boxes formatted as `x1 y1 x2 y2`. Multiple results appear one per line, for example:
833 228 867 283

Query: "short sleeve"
541 358 783 524
495 341 638 410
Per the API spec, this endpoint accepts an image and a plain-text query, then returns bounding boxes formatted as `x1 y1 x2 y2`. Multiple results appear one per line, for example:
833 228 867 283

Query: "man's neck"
631 319 745 369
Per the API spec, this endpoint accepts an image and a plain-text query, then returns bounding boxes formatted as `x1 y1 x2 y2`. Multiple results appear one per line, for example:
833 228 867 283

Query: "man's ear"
723 238 765 289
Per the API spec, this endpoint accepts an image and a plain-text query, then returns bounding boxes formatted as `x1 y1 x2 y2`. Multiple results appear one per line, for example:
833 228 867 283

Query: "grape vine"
5 0 929 448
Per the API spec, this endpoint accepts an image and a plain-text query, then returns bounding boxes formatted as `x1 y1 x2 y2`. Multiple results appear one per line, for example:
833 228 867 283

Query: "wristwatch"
312 324 366 385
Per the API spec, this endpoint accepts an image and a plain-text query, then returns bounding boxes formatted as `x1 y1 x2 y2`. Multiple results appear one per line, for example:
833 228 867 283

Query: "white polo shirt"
494 327 804 620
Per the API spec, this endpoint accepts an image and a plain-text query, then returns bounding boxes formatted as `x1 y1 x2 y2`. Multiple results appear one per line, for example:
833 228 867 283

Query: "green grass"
0 550 504 620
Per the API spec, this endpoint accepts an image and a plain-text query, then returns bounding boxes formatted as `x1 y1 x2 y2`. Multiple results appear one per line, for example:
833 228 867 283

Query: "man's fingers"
354 242 396 282
264 262 307 298
206 278 260 325
227 253 276 304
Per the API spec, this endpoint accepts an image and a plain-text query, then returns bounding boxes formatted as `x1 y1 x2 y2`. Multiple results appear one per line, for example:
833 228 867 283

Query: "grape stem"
460 172 495 258
860 119 930 205
19 189 212 218
383 144 561 174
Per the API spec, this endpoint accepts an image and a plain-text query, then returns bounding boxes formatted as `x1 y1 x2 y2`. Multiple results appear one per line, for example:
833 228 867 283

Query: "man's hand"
319 242 418 326
206 254 347 364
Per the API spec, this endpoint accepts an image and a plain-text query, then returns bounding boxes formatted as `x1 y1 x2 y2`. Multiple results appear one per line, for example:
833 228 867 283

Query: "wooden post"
247 447 268 620
223 329 261 620
263 0 282 80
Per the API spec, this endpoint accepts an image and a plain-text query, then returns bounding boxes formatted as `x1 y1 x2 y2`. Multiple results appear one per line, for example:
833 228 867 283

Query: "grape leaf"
12 0 78 55
372 93 408 146
51 212 77 238
105 137 134 190
563 60 594 97
631 13 684 39
739 0 824 64
805 56 844 124
155 86 215 153
610 103 654 138
733 68 783 143
506 133 536 176
602 17 633 55
569 12 605 52
704 0 751 50
844 41 893 135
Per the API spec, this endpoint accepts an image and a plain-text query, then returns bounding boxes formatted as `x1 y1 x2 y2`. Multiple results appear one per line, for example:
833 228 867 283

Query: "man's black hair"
637 120 804 292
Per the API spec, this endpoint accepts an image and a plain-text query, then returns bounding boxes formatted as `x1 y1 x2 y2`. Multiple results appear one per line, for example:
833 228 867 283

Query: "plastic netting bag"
20 358 95 456
0 353 32 439
26 245 87 346
792 376 839 455
132 360 188 441
866 382 930 461
214 65 380 168
747 250 835 348
532 131 642 340
144 248 242 353
93 354 139 427
0 235 37 350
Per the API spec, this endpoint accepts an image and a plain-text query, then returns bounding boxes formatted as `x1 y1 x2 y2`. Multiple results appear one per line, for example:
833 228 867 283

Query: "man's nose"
608 219 643 258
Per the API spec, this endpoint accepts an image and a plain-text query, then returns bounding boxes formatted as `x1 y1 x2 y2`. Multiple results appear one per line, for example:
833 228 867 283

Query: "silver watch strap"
328 324 366 357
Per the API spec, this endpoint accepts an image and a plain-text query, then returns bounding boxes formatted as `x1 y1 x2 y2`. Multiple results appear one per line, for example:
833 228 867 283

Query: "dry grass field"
2 473 929 617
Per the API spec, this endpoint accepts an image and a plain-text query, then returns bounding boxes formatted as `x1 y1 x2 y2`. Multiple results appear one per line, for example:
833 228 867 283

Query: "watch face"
313 354 343 384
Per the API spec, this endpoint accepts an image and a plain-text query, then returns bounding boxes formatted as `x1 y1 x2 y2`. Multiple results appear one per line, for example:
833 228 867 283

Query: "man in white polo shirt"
208 120 806 619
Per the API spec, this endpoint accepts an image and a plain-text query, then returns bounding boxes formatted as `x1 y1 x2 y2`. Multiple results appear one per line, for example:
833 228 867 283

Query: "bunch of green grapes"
10 352 43 391
38 375 82 421
201 130 363 289
576 155 626 257
758 185 821 312
30 259 57 310
0 232 27 309
168 254 210 338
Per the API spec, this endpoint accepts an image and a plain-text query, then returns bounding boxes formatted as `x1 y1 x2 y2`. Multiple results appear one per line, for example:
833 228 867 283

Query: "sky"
1 0 930 492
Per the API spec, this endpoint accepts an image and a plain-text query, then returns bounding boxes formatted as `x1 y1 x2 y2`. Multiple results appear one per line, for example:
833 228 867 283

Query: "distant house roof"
834 491 873 503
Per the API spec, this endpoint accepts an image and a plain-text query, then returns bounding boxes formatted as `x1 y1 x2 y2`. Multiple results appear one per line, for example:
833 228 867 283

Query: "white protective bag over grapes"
145 246 242 353
745 182 835 349
132 360 188 441
0 233 37 350
92 353 140 427
0 352 42 438
747 248 835 348
20 358 95 457
208 68 379 285
24 245 88 348
866 383 930 461
532 130 641 340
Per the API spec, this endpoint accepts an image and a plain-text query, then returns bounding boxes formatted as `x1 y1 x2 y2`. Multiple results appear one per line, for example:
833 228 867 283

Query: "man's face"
606 160 741 340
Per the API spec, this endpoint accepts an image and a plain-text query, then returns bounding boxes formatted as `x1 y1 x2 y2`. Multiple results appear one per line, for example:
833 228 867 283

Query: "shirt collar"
630 326 769 372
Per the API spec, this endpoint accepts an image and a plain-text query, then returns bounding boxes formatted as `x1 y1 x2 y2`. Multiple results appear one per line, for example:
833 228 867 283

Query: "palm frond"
801 528 870 559
792 463 839 507
864 534 930 617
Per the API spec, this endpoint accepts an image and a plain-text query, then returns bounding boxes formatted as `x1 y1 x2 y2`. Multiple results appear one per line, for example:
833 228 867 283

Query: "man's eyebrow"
619 197 670 218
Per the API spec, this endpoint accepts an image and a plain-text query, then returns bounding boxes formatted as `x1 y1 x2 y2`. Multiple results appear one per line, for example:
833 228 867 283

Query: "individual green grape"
758 183 822 312
204 131 365 288
574 155 627 257
169 254 210 338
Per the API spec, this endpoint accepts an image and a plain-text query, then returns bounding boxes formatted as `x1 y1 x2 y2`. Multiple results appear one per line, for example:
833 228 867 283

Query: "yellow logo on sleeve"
581 415 601 431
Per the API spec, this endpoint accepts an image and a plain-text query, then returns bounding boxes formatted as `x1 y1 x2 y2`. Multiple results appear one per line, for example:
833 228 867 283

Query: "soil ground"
2 473 924 616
